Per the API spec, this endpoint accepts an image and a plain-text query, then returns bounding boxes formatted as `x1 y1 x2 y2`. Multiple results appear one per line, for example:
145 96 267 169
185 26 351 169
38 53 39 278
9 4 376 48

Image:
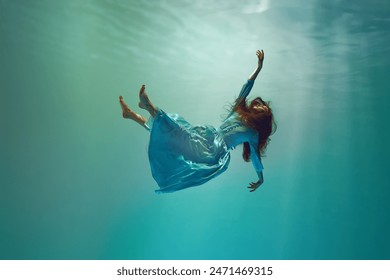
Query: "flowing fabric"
147 110 230 193
146 80 263 193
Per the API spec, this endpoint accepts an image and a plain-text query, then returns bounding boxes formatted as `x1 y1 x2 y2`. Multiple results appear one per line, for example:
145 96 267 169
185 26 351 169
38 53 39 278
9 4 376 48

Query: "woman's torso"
218 112 258 150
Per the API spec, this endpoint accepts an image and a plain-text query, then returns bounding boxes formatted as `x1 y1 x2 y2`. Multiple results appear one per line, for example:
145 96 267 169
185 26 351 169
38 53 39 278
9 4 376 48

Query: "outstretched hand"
247 180 261 192
256 50 264 67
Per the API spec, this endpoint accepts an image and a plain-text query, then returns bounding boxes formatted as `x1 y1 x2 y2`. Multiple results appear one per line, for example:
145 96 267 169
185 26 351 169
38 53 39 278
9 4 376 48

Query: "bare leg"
138 85 157 118
119 96 148 129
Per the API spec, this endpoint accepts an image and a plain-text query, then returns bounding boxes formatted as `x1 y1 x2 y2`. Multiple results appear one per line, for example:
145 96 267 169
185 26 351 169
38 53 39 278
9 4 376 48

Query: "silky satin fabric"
147 109 230 194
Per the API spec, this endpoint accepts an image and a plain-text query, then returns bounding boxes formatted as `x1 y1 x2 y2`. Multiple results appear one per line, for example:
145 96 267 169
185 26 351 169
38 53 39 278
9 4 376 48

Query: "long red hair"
234 97 276 161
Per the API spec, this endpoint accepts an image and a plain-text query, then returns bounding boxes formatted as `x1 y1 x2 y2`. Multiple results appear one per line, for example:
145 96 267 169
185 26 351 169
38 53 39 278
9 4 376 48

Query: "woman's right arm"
248 50 264 81
232 50 265 112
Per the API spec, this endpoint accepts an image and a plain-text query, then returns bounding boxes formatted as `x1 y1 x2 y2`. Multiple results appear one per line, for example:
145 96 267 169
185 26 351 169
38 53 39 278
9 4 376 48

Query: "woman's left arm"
247 171 264 192
246 142 264 192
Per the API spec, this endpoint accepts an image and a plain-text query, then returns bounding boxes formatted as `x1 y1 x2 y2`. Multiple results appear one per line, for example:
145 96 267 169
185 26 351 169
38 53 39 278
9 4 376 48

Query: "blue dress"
146 80 263 193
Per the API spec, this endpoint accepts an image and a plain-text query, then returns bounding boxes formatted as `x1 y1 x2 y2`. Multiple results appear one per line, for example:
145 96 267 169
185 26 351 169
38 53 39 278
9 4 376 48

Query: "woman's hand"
247 180 262 192
248 50 265 81
256 49 264 68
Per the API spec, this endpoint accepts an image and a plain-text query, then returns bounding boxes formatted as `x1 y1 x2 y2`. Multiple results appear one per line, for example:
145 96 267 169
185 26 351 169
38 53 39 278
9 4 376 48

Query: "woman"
119 50 276 194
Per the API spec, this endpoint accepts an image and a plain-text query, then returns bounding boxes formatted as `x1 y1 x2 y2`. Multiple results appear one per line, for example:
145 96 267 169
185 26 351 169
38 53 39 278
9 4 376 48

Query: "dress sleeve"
228 80 255 119
238 79 255 100
249 142 264 180
227 80 255 118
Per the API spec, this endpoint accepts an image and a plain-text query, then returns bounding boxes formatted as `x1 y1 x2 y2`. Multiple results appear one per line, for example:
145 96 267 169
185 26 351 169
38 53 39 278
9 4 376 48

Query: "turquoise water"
1 0 389 259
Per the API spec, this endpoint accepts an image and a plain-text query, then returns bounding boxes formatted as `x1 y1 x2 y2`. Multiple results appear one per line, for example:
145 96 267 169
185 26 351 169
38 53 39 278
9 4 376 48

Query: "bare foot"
119 96 136 119
138 85 157 117
138 85 147 109
138 84 152 110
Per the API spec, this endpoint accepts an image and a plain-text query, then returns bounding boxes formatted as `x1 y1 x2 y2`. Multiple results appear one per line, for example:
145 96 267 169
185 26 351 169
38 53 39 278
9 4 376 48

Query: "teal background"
1 0 389 259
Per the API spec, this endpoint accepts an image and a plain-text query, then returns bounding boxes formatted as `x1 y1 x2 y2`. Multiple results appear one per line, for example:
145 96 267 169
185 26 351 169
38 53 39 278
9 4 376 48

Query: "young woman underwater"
119 50 276 194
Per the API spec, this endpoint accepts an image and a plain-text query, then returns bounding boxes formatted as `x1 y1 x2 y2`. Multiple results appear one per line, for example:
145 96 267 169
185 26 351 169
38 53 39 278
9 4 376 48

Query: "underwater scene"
1 0 389 259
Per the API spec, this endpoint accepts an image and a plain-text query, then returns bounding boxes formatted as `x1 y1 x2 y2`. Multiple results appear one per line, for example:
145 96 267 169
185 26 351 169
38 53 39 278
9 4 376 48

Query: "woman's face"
251 98 269 113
